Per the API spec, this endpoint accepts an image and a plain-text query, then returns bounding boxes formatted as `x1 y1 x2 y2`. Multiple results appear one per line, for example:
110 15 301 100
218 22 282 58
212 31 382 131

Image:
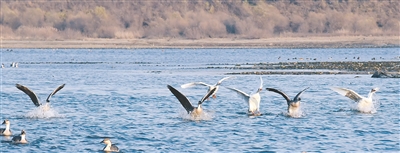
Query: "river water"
1 48 399 152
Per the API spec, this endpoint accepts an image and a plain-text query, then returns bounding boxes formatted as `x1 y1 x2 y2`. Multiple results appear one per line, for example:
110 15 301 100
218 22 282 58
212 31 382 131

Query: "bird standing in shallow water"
101 138 119 152
331 87 379 113
266 87 309 117
12 130 28 144
0 119 12 136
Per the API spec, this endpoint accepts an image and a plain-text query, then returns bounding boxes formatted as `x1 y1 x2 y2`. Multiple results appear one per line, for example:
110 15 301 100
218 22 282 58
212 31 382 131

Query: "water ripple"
1 48 399 152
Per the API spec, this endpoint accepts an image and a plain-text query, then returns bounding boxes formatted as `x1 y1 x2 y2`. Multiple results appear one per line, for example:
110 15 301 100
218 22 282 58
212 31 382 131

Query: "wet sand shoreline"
1 36 399 49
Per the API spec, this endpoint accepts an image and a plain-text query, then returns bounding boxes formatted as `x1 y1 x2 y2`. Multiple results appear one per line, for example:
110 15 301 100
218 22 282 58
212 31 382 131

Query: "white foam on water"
24 105 64 119
287 109 305 118
179 111 214 121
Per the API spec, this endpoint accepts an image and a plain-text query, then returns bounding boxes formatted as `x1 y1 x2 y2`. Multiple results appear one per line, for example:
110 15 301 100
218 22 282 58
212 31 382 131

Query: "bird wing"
330 87 364 102
111 144 119 152
167 85 194 113
226 87 250 103
180 82 212 88
293 87 310 101
258 76 263 90
266 88 291 103
46 84 65 102
216 76 235 85
199 87 217 105
16 84 40 107
12 135 21 142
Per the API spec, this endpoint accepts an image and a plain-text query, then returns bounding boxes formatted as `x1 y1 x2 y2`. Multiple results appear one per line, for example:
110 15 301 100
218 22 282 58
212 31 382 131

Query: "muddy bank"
212 61 400 75
226 71 371 75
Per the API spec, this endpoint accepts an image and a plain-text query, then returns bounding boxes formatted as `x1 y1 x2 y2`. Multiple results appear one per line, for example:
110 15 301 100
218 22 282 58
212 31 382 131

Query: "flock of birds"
168 76 379 118
1 62 19 68
1 77 379 152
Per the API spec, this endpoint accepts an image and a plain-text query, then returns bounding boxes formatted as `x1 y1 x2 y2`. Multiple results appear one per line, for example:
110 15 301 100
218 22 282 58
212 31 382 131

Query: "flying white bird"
331 87 379 113
181 76 234 100
226 76 263 116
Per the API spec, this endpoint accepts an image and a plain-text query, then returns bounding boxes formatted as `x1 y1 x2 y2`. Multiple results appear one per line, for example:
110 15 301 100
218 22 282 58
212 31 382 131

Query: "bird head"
21 130 26 135
101 138 111 144
2 119 9 125
371 88 379 93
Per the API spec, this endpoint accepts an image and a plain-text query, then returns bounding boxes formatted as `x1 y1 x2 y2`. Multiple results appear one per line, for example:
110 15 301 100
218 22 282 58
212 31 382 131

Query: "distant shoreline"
1 36 399 49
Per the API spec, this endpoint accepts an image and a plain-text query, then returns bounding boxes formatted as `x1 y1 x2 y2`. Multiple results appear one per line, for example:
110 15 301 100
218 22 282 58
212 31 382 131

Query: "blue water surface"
0 48 399 152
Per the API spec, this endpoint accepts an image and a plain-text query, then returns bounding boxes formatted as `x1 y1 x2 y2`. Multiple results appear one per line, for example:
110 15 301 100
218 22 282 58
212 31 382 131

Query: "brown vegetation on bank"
1 0 399 40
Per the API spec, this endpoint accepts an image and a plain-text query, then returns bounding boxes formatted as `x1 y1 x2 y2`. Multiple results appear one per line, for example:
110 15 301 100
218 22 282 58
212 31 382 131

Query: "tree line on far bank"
1 0 399 40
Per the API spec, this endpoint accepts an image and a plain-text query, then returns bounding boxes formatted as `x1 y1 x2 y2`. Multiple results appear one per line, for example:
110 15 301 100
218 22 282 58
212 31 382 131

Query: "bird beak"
371 88 379 92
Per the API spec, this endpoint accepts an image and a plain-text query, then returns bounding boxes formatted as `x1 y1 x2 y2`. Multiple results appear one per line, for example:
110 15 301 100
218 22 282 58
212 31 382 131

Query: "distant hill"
1 0 399 40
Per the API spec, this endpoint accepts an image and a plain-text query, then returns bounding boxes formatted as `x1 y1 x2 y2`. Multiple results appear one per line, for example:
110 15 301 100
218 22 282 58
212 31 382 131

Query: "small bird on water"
0 119 12 136
12 130 28 144
100 138 119 152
